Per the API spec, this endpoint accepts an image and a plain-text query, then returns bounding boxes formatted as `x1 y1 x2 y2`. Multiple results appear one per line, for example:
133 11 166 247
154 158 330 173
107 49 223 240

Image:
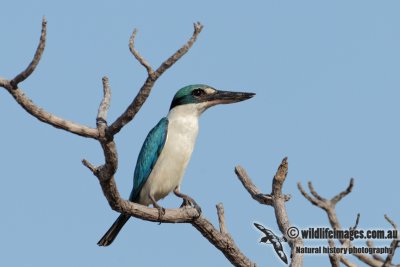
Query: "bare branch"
383 241 399 267
97 76 111 125
329 239 359 267
271 158 304 267
0 19 99 139
11 17 47 88
129 29 153 75
82 159 97 174
385 214 398 230
331 178 354 205
234 165 290 205
0 78 7 87
271 157 288 196
307 181 326 202
367 240 385 262
340 256 359 267
298 179 393 267
107 22 203 136
383 215 399 267
235 165 273 205
328 239 340 267
191 217 256 267
350 213 360 230
297 182 325 208
216 203 228 235
153 22 203 78
236 159 302 266
6 87 99 138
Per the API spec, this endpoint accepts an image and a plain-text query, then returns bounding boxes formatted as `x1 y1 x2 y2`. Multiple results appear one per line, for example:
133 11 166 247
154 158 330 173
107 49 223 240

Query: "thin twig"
385 214 398 230
331 178 354 205
97 76 111 125
307 181 326 202
350 213 360 230
297 182 325 208
1 19 99 139
271 158 304 267
153 22 203 78
107 22 203 136
129 29 153 75
82 159 97 174
11 17 47 88
236 159 301 266
298 179 393 267
235 165 290 206
216 203 228 235
383 214 399 267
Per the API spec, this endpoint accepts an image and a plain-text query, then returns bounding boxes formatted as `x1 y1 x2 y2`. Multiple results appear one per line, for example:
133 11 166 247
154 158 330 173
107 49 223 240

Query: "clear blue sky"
1 1 399 266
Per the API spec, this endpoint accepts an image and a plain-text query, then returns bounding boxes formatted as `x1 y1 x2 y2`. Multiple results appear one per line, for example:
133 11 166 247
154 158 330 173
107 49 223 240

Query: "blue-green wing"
129 117 169 201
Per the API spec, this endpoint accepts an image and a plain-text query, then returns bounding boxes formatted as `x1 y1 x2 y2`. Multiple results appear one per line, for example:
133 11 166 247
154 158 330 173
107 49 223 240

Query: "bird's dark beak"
205 90 255 106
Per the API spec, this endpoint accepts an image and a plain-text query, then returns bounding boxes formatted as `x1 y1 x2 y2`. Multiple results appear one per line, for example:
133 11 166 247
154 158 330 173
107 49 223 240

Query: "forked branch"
11 17 47 88
235 158 304 267
382 214 399 267
298 180 399 267
0 17 98 138
107 22 203 136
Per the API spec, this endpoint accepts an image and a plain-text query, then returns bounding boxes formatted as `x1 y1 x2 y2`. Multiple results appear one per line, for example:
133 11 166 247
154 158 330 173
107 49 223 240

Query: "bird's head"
169 84 255 113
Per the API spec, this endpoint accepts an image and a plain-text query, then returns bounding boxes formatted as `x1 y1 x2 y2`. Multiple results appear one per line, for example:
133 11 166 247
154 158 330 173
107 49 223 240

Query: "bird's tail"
97 214 130 246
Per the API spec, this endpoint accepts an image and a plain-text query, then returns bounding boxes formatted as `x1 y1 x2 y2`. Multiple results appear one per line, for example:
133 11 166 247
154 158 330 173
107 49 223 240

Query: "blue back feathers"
129 117 169 201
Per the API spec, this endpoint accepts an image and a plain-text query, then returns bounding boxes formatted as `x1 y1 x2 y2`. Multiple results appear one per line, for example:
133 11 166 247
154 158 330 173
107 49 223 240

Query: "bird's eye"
192 89 205 96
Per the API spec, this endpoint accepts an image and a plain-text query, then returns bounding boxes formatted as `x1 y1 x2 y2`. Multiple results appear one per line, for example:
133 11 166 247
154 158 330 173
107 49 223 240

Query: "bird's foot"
179 198 190 208
156 206 166 224
149 194 165 224
185 198 202 215
174 188 202 216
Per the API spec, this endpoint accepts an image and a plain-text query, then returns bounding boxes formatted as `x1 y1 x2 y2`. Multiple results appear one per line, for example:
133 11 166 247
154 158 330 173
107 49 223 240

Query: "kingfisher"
97 84 255 246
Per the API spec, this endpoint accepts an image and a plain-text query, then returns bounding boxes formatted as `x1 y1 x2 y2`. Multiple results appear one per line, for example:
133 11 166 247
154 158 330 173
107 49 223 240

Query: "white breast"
138 103 204 206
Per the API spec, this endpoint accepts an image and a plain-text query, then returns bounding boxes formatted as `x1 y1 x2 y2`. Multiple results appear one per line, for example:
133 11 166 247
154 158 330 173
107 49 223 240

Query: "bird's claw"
157 206 166 225
180 199 190 208
180 198 202 216
193 203 202 216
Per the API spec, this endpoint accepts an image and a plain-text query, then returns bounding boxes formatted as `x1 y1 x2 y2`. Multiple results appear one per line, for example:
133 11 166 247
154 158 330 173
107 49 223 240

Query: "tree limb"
235 165 290 205
216 203 228 235
97 77 111 126
271 158 304 267
11 17 47 88
107 22 203 136
7 87 99 138
383 214 399 267
129 29 153 75
298 179 398 267
192 216 256 267
236 158 304 267
327 239 340 267
0 17 99 139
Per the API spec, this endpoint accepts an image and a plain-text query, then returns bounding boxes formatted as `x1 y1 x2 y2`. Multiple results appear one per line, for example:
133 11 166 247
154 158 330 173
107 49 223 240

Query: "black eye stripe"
192 89 205 96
